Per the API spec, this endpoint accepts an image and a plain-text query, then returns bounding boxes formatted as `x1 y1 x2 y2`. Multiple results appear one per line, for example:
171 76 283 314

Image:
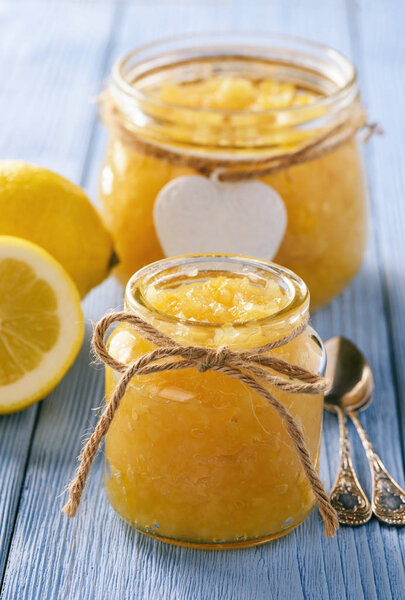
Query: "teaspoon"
325 336 405 526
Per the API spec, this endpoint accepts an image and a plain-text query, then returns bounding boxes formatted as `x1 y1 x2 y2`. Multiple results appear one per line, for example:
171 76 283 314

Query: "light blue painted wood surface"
0 1 405 598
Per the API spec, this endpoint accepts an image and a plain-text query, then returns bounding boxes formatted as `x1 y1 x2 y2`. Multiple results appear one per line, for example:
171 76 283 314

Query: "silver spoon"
325 336 405 526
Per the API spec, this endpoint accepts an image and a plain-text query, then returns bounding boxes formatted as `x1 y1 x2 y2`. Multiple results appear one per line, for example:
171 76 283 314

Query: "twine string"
63 310 338 537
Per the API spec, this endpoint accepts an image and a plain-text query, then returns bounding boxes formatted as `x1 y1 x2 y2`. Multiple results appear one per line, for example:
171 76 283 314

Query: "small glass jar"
99 33 368 309
104 255 325 548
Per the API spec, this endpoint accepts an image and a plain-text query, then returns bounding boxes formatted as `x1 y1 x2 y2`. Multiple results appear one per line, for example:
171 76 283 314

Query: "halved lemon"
0 236 84 413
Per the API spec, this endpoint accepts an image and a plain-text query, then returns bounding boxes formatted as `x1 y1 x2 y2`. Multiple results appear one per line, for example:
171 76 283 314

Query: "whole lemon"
0 161 116 297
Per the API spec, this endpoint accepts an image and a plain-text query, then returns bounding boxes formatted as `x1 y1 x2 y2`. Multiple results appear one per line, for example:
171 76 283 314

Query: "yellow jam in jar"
104 255 325 548
99 34 368 309
145 274 289 323
156 77 318 110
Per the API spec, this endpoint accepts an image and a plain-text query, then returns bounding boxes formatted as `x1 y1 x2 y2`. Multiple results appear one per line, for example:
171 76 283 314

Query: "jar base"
110 503 316 550
142 522 301 549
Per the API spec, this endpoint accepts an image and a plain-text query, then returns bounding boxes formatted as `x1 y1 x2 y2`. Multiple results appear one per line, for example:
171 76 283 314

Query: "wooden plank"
351 0 405 466
272 2 405 598
0 409 38 579
0 0 120 594
313 0 405 596
264 3 403 599
0 1 404 599
0 0 112 580
346 0 405 583
311 12 405 600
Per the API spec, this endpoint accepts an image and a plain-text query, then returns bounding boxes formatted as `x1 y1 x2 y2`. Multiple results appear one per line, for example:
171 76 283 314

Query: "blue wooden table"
1 1 405 598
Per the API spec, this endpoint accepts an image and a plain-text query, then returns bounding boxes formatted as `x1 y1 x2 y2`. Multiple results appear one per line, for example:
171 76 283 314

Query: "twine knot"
197 345 230 372
62 310 339 538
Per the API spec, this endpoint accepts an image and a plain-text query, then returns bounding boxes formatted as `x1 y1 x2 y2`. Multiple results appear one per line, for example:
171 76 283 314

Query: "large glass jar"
104 255 326 548
99 33 369 309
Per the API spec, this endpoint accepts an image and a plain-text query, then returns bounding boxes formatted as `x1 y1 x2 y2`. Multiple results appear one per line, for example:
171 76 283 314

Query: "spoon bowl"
325 336 374 413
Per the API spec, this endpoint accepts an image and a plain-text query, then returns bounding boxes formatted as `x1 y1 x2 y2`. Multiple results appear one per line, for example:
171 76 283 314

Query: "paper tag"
153 175 287 260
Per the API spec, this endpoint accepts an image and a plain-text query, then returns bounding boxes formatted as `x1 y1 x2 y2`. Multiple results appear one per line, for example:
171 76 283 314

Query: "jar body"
99 137 367 309
105 324 323 548
103 255 325 548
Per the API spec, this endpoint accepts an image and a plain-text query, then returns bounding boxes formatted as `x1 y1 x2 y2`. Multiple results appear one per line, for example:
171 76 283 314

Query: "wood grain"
0 1 404 599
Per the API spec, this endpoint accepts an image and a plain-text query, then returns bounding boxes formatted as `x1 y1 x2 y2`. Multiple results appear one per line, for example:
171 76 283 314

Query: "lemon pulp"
0 258 60 386
0 236 84 413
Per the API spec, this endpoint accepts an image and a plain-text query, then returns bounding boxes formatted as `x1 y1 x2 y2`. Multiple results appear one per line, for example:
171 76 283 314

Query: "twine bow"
63 311 339 537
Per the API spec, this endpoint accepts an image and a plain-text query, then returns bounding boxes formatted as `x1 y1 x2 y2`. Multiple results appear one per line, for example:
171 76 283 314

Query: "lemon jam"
99 33 368 309
156 77 318 111
104 255 325 548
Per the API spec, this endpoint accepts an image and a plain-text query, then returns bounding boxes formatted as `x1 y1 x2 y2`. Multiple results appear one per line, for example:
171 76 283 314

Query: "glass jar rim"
112 31 358 118
125 254 309 331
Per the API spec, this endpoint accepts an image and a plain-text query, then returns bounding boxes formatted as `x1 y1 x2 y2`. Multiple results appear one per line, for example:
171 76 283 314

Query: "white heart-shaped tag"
153 175 287 261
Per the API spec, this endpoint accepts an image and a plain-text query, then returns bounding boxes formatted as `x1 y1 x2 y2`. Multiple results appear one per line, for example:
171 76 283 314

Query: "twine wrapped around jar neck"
100 92 381 182
63 310 339 538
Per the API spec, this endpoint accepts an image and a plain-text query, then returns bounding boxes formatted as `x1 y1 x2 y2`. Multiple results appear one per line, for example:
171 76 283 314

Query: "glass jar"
98 33 368 310
104 255 326 548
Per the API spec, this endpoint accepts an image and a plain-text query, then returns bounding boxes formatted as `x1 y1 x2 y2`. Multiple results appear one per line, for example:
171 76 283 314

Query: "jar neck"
109 32 359 155
124 255 309 350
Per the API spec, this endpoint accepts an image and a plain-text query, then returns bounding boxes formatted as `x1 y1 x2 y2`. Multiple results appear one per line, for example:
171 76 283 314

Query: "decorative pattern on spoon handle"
329 407 372 525
348 411 405 525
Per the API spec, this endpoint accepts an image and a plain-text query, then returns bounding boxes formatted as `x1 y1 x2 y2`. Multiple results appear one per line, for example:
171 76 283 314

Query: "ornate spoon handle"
348 410 405 525
329 407 372 525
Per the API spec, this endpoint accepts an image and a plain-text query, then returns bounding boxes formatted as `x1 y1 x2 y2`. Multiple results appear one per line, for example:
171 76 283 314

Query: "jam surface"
156 77 318 111
144 274 288 324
